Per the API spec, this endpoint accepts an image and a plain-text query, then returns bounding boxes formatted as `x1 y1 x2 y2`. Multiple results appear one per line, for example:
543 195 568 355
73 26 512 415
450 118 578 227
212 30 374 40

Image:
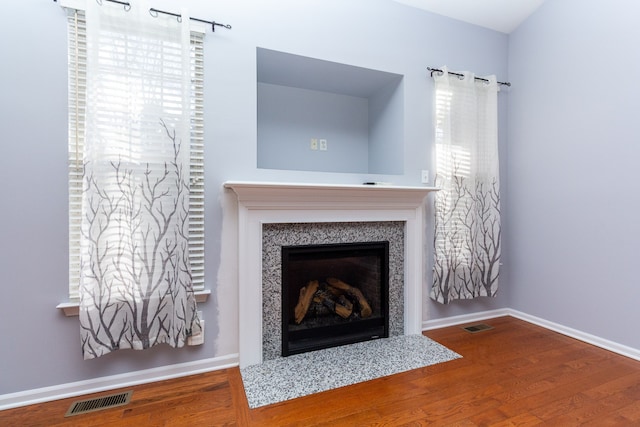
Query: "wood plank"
1 316 640 426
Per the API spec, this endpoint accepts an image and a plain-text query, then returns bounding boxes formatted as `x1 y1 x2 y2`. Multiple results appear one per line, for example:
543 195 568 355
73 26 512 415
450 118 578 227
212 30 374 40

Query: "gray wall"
257 83 370 173
507 0 640 348
0 0 509 396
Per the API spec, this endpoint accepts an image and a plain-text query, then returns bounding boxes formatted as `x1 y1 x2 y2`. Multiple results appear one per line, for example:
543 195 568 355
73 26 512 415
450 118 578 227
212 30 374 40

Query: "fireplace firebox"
281 241 389 356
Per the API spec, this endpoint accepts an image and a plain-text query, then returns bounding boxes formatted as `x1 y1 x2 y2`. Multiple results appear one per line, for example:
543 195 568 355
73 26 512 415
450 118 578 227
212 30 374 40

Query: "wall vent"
65 390 133 417
462 323 494 333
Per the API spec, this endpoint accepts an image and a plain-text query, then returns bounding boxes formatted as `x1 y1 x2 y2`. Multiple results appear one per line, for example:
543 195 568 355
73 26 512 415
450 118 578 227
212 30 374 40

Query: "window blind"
67 9 205 300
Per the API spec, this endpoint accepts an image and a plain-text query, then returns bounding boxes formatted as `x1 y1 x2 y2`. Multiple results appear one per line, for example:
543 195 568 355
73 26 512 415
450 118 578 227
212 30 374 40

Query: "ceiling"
391 0 546 33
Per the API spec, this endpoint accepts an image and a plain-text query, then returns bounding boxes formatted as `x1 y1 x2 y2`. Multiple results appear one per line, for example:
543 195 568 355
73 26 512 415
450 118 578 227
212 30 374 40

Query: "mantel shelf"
223 181 439 209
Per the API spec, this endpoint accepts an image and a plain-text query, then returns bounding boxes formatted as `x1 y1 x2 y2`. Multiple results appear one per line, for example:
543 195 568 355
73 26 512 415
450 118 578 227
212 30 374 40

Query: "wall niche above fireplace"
257 47 404 175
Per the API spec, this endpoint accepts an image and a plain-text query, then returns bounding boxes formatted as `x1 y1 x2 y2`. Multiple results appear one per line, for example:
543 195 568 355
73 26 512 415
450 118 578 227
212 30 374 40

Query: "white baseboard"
0 353 239 411
423 308 640 362
507 309 640 362
422 308 511 330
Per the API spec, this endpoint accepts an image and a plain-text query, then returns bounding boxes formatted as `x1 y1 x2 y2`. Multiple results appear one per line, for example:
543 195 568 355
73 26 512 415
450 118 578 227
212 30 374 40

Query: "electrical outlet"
421 170 429 184
319 139 328 151
310 138 318 150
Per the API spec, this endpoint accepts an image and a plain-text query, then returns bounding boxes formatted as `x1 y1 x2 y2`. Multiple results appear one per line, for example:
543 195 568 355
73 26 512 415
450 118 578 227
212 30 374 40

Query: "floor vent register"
461 323 494 333
65 390 133 417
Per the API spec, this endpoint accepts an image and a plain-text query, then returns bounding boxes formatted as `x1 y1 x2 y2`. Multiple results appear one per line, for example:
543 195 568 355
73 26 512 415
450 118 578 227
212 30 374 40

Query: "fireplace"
223 181 437 368
281 241 389 356
262 221 404 361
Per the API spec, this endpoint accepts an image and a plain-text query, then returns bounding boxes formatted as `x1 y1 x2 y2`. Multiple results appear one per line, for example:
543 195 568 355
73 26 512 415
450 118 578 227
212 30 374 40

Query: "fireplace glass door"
281 241 389 356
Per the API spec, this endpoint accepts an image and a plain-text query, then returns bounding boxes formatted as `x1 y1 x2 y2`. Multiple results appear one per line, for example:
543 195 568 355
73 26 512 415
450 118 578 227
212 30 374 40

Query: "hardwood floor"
2 316 640 426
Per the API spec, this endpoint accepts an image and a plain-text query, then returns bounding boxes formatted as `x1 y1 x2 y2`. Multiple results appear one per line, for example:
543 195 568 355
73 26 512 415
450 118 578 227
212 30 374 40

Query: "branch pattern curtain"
430 67 502 304
79 0 200 359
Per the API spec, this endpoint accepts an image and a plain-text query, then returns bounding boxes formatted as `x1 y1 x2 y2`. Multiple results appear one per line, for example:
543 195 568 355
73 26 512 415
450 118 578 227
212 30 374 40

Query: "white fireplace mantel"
224 181 438 209
224 181 438 368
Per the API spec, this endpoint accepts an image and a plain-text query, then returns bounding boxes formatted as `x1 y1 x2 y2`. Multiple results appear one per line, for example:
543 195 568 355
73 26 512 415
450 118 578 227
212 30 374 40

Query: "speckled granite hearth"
240 334 461 408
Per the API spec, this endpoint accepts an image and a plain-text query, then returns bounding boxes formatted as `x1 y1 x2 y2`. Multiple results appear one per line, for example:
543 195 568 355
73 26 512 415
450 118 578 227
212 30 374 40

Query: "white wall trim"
423 308 640 362
422 308 511 330
224 181 438 368
507 309 640 362
0 354 239 411
57 290 212 317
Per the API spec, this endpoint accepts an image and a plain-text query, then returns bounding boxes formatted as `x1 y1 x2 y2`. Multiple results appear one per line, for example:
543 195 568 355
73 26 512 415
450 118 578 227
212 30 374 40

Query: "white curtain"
430 67 502 304
79 0 200 359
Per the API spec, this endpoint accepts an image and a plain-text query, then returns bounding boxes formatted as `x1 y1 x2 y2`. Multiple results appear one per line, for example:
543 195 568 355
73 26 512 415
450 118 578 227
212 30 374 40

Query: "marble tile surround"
262 221 405 361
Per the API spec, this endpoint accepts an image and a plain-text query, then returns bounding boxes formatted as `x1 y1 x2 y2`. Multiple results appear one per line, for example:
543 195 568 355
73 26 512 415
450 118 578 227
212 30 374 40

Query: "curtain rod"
428 67 511 87
54 0 232 32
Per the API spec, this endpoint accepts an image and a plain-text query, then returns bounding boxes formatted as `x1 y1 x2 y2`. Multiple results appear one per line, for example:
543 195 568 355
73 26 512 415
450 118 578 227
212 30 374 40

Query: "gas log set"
294 277 372 324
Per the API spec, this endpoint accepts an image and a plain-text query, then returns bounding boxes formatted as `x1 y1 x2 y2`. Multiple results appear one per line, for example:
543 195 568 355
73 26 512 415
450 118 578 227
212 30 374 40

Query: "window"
66 8 204 301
